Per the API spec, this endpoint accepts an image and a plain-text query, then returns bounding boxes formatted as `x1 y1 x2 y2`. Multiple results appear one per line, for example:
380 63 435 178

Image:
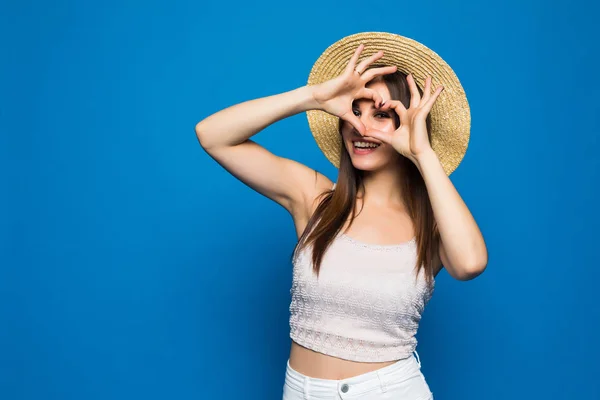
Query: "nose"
354 113 378 134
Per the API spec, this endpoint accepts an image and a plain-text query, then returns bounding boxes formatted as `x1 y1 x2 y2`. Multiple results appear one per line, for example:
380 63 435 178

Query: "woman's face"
340 80 401 171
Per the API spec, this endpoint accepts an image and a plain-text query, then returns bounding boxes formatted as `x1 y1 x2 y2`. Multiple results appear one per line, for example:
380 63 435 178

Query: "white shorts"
282 351 433 400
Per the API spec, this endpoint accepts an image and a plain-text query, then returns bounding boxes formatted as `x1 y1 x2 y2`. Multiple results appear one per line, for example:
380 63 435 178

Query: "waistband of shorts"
284 351 422 395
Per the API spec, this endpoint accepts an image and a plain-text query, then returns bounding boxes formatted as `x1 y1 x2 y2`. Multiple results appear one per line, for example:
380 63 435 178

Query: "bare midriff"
288 340 398 380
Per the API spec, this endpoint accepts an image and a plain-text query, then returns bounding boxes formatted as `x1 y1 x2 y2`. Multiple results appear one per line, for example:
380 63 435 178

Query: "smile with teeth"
353 141 380 149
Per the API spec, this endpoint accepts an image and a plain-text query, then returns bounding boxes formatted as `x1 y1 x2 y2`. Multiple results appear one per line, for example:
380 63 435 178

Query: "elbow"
195 122 208 148
454 257 488 281
195 122 215 151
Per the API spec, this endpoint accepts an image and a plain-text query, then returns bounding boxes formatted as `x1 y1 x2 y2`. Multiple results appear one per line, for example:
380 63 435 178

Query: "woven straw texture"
306 32 470 176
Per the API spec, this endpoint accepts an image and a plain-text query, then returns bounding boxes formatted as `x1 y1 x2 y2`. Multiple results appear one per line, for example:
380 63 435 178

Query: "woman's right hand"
310 44 398 135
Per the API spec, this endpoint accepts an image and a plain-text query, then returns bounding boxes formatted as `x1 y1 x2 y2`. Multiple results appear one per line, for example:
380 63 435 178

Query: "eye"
375 112 390 118
352 109 360 116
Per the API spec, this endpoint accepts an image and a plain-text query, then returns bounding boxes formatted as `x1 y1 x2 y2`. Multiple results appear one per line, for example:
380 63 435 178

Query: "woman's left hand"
366 74 444 166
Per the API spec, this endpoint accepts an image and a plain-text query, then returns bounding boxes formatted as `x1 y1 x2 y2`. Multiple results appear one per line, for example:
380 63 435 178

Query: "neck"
358 159 409 207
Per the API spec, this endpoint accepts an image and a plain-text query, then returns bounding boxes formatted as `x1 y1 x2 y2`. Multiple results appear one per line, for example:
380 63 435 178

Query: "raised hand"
366 74 444 165
310 44 398 135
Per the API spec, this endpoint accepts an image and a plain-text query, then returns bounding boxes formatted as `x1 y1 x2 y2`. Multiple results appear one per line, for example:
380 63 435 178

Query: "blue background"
2 0 599 398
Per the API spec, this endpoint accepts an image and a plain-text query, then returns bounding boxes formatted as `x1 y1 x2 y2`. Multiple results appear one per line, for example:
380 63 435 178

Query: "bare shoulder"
198 128 334 239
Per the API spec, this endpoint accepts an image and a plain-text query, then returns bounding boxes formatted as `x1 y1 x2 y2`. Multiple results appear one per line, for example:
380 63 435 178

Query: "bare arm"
195 44 397 218
195 85 330 215
196 85 318 150
415 150 488 280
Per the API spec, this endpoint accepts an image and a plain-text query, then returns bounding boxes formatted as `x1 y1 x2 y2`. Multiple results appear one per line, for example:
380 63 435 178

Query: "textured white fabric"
289 226 435 362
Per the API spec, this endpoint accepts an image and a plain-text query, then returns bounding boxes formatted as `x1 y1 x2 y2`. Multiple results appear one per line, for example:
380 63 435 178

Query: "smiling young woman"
195 32 487 400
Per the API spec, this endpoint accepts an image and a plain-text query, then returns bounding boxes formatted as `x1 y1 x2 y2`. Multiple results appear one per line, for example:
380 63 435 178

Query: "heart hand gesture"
366 75 444 165
311 44 398 135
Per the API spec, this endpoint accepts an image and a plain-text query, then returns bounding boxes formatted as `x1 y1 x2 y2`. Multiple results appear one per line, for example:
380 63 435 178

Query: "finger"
422 85 444 112
355 50 384 75
345 44 365 75
420 76 432 105
341 112 366 136
407 74 421 108
382 99 408 122
364 129 391 144
360 65 397 82
355 87 384 108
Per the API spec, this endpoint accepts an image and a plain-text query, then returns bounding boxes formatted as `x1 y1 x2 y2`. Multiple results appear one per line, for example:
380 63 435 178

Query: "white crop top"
289 184 435 362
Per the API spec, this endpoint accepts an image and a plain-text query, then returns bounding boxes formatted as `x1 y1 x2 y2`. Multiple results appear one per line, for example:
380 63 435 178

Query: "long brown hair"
293 70 440 289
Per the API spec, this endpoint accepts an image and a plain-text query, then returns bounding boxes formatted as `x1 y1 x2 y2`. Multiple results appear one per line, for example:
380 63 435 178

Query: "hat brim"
306 32 470 176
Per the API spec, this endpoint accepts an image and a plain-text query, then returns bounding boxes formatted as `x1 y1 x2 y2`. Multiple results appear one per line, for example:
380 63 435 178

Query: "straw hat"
306 32 471 176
